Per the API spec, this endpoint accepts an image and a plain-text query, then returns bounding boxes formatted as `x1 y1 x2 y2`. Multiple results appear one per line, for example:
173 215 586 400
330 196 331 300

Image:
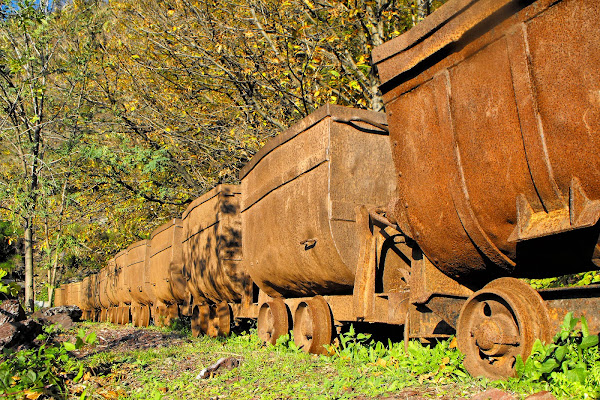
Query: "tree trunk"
24 219 34 312
417 0 431 21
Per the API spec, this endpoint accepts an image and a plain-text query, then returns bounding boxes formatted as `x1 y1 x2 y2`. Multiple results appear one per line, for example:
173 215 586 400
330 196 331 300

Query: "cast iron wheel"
216 301 232 337
163 304 179 327
205 305 220 338
109 308 114 323
191 304 209 338
117 307 124 324
109 307 118 324
457 277 550 379
293 296 333 354
152 306 162 327
131 305 139 326
139 305 151 327
113 307 121 324
257 298 289 345
119 306 131 325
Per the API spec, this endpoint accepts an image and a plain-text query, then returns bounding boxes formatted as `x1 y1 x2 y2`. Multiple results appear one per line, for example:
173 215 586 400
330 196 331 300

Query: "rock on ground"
0 299 25 325
0 304 81 351
0 318 43 350
41 305 82 321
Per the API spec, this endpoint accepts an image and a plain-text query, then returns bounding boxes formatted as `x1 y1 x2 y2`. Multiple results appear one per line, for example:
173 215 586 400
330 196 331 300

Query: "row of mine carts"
55 104 395 339
55 0 600 380
54 187 245 336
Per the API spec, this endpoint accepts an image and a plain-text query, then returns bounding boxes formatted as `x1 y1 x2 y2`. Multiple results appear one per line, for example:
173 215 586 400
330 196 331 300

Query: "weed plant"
0 326 96 399
496 313 600 399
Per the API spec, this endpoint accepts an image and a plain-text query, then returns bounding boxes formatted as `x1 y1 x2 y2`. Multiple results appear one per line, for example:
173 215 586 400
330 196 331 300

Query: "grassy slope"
68 323 532 400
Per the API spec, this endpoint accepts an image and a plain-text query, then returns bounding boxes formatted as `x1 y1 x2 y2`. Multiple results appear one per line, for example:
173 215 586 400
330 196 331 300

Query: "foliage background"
0 0 446 302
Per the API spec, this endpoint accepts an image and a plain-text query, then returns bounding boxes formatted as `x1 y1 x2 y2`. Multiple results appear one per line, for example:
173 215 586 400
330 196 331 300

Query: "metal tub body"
98 268 111 310
105 259 120 308
373 0 600 285
126 240 154 305
149 219 188 305
87 274 100 314
80 277 92 314
182 184 245 304
114 250 132 305
73 282 83 309
66 282 81 308
63 283 72 306
54 287 63 306
240 105 396 298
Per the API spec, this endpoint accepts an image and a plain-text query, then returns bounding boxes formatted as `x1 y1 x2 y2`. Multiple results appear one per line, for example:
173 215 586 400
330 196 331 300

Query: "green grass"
3 316 599 399
75 326 483 400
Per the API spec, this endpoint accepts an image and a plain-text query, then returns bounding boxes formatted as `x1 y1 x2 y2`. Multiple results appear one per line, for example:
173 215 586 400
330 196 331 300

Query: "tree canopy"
0 0 444 307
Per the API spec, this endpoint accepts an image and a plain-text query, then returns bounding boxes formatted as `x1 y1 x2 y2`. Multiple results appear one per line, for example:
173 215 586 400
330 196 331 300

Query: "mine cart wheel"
293 296 333 355
112 307 120 324
109 308 117 324
191 304 210 338
257 298 289 345
120 306 131 325
151 306 159 326
140 305 151 327
457 277 550 379
206 305 221 338
154 306 165 327
164 304 179 327
132 305 140 327
216 302 232 337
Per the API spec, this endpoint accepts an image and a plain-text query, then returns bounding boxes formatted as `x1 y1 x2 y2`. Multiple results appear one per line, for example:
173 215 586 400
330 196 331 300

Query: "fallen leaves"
23 389 42 400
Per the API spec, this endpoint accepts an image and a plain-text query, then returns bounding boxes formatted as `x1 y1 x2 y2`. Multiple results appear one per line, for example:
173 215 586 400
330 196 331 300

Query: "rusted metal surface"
54 287 64 307
539 284 600 336
149 219 188 308
105 259 119 310
190 301 231 338
154 304 179 327
373 0 600 286
91 274 101 318
240 104 396 298
98 268 110 314
257 298 290 345
114 251 131 307
80 277 92 318
126 240 154 307
293 295 333 354
457 278 551 379
126 240 154 326
182 184 246 304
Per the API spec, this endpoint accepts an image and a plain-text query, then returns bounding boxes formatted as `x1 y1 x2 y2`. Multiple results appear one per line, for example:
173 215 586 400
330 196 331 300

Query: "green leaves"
513 312 600 397
63 328 98 352
63 341 77 351
0 327 96 397
0 268 19 296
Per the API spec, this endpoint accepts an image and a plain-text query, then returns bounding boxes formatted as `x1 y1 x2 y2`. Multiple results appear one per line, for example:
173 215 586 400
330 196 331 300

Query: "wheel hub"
472 312 519 357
